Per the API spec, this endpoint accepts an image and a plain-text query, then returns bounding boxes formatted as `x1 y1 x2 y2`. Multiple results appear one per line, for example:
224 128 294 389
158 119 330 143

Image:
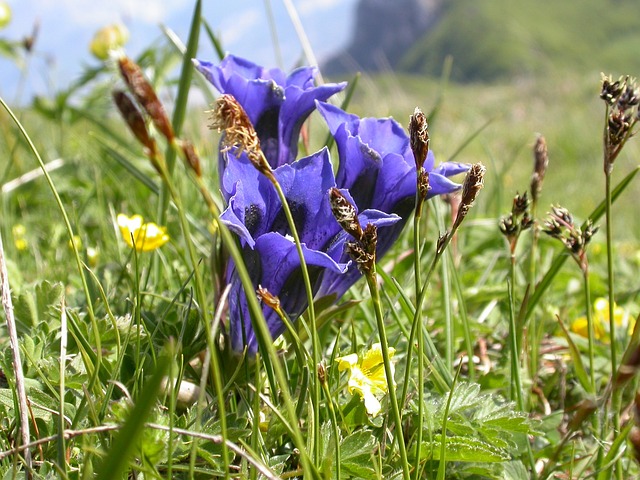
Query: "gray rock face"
323 0 443 76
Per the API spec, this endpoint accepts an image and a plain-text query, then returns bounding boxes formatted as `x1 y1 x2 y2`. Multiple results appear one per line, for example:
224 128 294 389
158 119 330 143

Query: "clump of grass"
1 2 640 479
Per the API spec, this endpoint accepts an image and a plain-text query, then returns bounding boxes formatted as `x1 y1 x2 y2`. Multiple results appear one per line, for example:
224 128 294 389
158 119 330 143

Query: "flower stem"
270 179 322 463
365 272 411 480
583 268 596 392
412 196 425 480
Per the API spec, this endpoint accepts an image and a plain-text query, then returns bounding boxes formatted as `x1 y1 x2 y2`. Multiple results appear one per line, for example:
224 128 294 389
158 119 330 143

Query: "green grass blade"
525 165 640 322
96 349 171 480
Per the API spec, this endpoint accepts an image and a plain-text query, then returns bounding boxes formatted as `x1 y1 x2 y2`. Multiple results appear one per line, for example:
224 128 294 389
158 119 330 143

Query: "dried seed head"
417 168 431 202
317 362 327 385
531 135 548 202
601 74 625 105
210 94 274 181
499 214 517 238
409 107 429 169
543 206 597 272
346 242 375 275
361 223 378 258
112 89 158 159
329 188 363 240
179 140 202 177
617 82 640 111
452 162 486 230
512 192 529 217
345 223 377 275
118 56 175 143
257 285 281 312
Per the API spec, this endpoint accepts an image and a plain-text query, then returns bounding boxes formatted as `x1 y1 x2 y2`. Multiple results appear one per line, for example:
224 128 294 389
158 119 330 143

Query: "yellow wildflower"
68 235 83 250
12 224 27 251
117 214 169 252
336 343 395 417
571 297 632 342
89 24 128 61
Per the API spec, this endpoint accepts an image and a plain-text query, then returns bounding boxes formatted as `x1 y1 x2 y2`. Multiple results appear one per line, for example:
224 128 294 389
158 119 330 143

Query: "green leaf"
13 281 64 330
420 435 510 462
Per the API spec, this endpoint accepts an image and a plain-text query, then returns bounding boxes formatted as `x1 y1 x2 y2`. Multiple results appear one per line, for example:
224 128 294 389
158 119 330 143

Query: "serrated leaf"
13 281 64 330
421 435 510 462
340 430 377 460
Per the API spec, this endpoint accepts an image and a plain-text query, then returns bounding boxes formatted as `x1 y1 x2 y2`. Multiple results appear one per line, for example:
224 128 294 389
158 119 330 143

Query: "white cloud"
219 8 261 46
31 0 191 26
296 0 344 16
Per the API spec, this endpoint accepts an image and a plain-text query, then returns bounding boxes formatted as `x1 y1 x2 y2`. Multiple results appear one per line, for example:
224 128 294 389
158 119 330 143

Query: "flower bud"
90 24 128 61
0 2 12 30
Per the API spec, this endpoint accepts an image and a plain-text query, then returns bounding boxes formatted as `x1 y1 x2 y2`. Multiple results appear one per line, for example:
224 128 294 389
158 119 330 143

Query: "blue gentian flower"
314 101 469 300
196 55 468 355
220 148 399 354
194 55 346 173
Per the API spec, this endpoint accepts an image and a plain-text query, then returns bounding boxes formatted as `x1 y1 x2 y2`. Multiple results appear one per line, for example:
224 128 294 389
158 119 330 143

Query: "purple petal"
228 232 348 354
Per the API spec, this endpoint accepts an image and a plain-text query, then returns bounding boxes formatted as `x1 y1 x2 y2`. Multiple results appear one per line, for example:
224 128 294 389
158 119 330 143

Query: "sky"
0 0 358 102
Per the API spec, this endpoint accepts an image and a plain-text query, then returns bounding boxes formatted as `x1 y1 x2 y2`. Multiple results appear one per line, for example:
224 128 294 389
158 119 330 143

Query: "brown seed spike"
180 140 202 178
256 285 281 311
118 56 175 143
409 107 429 169
452 162 486 231
329 188 363 240
112 90 158 157
531 135 548 202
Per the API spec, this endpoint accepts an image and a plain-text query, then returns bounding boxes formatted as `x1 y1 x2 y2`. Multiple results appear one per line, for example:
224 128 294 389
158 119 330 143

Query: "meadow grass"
1 2 640 479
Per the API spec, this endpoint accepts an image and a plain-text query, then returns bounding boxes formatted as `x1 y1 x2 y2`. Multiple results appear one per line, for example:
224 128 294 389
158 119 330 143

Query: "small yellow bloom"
570 297 632 342
68 235 83 250
12 224 27 251
87 247 100 267
90 24 128 60
117 214 169 252
336 343 395 417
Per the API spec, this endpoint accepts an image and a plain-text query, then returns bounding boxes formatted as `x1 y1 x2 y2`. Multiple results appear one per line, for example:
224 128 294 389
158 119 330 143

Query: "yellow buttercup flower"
570 297 632 342
336 343 395 417
117 214 169 252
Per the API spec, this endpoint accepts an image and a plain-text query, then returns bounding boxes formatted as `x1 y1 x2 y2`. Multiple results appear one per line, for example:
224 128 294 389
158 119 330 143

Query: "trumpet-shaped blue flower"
196 55 468 355
315 101 469 300
221 148 399 354
194 55 346 172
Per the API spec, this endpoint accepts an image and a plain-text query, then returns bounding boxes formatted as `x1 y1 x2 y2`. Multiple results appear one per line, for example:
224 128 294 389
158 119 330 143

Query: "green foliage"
401 0 640 82
1 1 640 478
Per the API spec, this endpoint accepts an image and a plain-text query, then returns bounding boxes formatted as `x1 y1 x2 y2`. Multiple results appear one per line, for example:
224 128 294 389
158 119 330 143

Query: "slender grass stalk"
269 179 322 464
507 257 523 410
57 298 68 476
412 198 426 480
436 364 464 480
319 366 341 480
153 161 231 478
365 272 410 480
0 96 102 396
95 350 171 480
0 231 32 473
524 166 639 323
157 0 201 224
583 269 596 391
263 0 283 68
180 162 320 479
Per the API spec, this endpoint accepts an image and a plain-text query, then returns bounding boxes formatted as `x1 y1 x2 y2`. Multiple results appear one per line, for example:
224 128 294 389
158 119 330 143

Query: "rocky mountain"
322 0 443 76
